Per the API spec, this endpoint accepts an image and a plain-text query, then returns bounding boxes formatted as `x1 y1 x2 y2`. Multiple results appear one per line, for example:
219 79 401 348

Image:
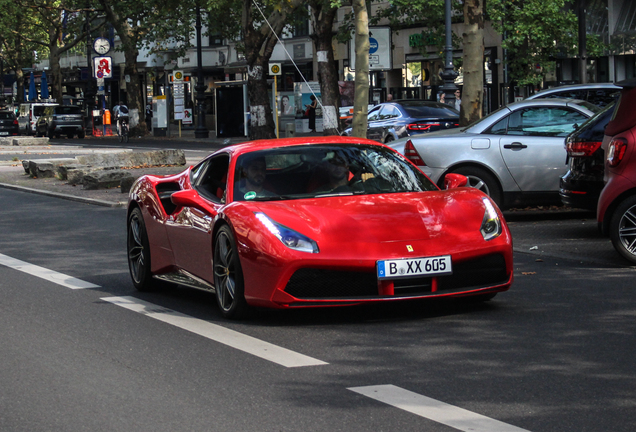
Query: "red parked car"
597 78 636 263
127 137 513 319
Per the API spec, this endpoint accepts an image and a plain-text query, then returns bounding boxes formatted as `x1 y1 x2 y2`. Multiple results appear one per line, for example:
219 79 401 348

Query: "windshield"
233 144 438 201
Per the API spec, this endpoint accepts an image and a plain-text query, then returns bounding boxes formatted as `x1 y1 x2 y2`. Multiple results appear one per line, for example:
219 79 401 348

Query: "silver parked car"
389 98 600 209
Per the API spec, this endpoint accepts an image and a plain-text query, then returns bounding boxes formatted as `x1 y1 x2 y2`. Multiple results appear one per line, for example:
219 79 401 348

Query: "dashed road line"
101 296 328 368
0 253 100 289
348 385 531 432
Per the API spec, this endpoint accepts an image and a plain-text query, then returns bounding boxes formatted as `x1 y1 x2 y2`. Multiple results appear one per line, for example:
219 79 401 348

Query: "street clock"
93 37 111 55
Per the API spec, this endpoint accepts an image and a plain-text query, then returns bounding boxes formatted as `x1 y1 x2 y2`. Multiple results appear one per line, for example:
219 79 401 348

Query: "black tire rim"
128 212 146 284
214 231 237 313
618 203 636 257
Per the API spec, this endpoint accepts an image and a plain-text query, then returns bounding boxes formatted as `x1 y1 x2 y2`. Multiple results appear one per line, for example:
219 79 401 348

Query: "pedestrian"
306 95 317 132
387 93 393 101
439 92 446 104
455 90 461 111
145 103 153 132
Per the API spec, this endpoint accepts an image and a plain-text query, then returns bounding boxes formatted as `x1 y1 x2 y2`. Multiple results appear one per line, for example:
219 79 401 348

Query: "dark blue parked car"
342 100 459 144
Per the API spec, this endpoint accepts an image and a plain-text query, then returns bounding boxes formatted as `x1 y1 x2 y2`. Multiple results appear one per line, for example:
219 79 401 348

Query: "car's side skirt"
154 270 215 292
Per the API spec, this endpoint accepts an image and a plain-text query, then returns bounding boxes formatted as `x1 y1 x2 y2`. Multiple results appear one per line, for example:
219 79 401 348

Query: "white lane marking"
0 253 100 289
348 385 531 432
101 296 328 368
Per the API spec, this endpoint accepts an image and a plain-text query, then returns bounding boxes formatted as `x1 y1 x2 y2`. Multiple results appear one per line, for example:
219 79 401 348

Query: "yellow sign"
173 70 184 82
269 63 281 76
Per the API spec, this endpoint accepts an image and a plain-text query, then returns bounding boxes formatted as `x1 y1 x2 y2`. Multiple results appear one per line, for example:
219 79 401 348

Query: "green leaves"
487 0 578 85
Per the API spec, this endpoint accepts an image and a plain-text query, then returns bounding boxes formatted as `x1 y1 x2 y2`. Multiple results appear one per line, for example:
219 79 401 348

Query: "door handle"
503 142 528 150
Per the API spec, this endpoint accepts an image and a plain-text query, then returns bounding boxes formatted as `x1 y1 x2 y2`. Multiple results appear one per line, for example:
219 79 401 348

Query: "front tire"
214 225 248 319
448 166 503 208
127 207 157 291
609 195 636 264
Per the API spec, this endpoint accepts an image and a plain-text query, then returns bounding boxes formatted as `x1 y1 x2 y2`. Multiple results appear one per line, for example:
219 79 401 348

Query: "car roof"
526 83 620 99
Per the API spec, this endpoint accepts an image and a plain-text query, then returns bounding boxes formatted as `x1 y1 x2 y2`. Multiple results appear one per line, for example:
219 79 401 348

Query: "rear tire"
609 195 636 264
447 166 503 208
127 207 158 292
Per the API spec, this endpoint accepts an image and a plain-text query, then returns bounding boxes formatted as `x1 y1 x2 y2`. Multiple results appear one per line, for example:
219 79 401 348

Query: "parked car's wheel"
214 225 248 319
609 195 636 264
47 128 55 139
384 134 394 143
127 207 158 291
447 166 503 208
78 131 85 139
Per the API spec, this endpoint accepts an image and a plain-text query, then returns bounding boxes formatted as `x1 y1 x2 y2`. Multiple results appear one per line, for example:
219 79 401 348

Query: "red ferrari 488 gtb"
127 137 513 318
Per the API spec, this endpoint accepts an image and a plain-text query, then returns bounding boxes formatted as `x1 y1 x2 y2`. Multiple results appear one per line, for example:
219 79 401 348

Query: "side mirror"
171 189 200 207
443 173 468 189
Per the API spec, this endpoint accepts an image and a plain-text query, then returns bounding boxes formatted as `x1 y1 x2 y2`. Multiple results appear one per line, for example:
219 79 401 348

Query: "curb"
0 182 125 208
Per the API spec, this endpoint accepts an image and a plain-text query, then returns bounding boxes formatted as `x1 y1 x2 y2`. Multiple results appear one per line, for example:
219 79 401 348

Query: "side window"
488 116 509 135
509 107 588 137
379 105 398 120
193 154 230 203
367 106 381 121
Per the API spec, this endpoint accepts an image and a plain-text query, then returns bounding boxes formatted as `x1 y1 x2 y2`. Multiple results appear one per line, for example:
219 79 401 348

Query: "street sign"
173 70 184 83
183 108 193 125
93 56 113 79
269 63 281 76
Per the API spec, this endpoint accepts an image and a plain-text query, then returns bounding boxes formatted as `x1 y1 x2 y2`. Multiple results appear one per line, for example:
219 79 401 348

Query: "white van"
18 102 58 135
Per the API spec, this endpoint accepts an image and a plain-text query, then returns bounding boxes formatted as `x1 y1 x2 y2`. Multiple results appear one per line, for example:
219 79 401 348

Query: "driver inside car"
236 156 276 199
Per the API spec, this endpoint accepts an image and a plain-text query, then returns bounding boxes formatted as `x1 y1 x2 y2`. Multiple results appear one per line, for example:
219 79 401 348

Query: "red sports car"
127 137 513 319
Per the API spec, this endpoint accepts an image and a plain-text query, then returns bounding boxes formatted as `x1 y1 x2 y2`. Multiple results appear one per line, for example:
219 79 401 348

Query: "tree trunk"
49 45 63 102
461 0 484 126
246 61 276 140
124 46 147 134
351 0 370 138
311 4 340 135
15 69 24 104
99 0 147 134
241 0 304 140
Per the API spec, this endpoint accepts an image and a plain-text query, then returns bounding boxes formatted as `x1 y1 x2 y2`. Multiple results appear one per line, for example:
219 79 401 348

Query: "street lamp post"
194 4 209 138
85 2 95 122
440 0 458 107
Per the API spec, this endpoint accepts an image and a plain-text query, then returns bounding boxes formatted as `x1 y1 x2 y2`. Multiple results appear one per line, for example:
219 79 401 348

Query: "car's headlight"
480 197 502 241
255 212 319 253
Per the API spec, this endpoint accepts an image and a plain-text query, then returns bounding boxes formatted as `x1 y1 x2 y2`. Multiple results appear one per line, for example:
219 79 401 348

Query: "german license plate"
377 255 452 279
0 131 8 135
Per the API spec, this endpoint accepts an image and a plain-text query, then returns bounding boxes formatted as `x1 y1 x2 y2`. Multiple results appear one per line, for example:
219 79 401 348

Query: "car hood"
244 189 497 257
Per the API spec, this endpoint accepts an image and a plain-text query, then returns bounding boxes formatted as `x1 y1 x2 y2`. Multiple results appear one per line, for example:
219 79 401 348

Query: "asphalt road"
1 185 635 432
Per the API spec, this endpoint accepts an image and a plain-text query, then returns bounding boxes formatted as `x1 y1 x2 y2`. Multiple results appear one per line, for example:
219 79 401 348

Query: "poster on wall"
349 27 392 71
279 92 296 116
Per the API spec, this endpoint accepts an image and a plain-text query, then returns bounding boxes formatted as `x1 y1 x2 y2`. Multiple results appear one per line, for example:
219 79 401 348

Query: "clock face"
93 38 111 55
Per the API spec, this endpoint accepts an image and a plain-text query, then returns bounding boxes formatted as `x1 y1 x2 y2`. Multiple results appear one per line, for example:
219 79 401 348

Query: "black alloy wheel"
127 207 157 291
213 225 248 319
609 195 636 264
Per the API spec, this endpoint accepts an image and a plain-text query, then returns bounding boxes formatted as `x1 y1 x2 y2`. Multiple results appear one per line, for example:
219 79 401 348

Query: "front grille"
284 254 508 300
285 269 377 298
